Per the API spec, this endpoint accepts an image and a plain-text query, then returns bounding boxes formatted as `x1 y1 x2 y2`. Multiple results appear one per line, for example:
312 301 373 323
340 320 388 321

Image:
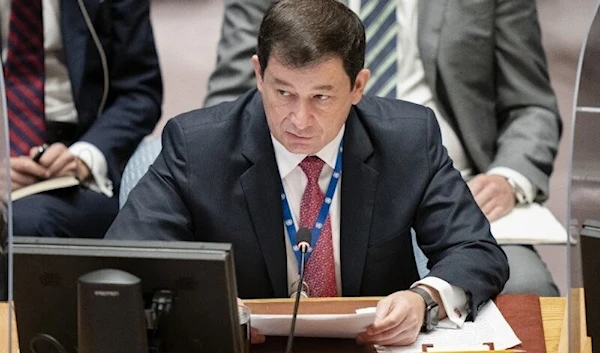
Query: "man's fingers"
51 157 77 177
469 175 516 217
375 327 419 347
479 194 497 216
38 143 78 177
37 143 68 168
473 184 495 211
486 206 507 222
374 295 393 320
10 156 48 179
11 172 37 185
29 145 42 158
11 169 39 189
358 304 419 346
357 290 431 347
369 304 405 335
372 319 419 347
364 319 407 343
250 327 265 344
466 175 485 195
368 296 397 335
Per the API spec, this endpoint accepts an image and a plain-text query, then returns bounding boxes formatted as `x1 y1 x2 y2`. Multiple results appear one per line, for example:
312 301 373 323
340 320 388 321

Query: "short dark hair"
256 0 365 87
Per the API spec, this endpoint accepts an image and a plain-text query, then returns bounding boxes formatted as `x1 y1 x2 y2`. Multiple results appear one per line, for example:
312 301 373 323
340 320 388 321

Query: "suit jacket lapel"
418 0 449 93
340 108 378 296
239 94 288 297
60 0 100 102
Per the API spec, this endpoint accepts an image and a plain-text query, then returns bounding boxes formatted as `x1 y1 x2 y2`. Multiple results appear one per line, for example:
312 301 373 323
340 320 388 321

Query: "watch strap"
505 177 527 205
408 287 436 307
408 287 439 332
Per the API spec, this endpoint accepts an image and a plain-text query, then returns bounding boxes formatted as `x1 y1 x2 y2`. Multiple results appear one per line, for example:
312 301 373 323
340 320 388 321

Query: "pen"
32 143 49 163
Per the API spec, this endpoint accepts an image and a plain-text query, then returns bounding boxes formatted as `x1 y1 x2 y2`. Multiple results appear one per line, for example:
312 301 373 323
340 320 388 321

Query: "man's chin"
285 143 319 155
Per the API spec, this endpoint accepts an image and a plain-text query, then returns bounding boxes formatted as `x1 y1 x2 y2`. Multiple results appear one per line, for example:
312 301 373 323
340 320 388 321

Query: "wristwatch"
408 287 439 332
504 177 527 205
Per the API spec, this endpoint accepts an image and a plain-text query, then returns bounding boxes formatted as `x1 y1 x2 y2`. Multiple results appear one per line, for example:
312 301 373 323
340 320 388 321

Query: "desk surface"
0 296 569 353
0 303 17 353
540 297 566 353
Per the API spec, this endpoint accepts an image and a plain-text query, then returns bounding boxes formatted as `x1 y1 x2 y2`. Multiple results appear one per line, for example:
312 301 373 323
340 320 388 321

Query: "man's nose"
290 100 312 129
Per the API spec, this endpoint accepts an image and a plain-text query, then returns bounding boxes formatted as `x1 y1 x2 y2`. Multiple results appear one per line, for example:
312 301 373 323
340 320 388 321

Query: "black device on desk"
581 219 600 353
12 237 244 353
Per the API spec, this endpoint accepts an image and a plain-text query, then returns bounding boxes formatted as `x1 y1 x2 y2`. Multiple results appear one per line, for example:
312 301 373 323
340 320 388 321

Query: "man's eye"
277 90 291 97
315 95 330 100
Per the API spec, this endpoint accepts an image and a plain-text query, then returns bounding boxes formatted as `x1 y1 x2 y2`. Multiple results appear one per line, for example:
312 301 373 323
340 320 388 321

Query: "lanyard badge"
280 139 344 275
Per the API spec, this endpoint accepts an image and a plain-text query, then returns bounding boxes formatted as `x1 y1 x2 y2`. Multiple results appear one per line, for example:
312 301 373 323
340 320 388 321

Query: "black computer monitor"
12 237 244 353
581 220 600 352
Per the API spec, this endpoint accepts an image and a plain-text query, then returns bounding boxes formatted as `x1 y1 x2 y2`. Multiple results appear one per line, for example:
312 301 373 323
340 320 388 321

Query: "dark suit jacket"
107 89 509 317
204 0 561 202
59 0 162 188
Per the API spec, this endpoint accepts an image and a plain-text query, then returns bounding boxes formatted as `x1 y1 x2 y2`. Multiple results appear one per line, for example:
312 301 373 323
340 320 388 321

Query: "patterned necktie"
360 0 398 98
4 0 46 157
299 156 338 297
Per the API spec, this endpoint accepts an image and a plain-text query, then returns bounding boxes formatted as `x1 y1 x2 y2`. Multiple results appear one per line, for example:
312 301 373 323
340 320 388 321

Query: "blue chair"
119 138 430 278
119 137 162 207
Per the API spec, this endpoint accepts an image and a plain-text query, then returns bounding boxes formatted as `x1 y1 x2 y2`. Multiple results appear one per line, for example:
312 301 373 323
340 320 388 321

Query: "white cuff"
412 276 469 328
487 167 536 203
69 142 113 197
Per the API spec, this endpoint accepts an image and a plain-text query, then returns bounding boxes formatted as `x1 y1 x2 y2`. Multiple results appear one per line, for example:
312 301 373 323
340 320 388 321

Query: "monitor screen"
581 221 600 350
12 237 244 353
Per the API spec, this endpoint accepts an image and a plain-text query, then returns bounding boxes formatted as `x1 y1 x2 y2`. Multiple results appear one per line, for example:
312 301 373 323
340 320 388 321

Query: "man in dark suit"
1 0 162 238
204 0 562 296
107 0 508 346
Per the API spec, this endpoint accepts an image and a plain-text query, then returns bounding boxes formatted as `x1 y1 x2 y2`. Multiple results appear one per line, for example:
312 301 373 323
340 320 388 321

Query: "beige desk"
0 296 587 353
0 303 17 353
540 296 567 353
539 289 592 353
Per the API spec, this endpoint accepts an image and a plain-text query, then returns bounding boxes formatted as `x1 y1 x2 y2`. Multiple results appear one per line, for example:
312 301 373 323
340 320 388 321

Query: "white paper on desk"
376 301 521 353
251 307 376 338
490 203 568 245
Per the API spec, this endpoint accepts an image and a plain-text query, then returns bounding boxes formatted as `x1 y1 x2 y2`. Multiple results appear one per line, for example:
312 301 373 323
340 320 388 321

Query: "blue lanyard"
280 139 344 275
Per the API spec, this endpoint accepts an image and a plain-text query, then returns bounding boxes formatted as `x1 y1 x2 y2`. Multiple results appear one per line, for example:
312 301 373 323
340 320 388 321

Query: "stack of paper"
251 309 375 338
251 301 521 351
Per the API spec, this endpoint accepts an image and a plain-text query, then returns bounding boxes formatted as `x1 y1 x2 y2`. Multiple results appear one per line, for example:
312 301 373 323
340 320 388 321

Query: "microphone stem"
285 249 307 353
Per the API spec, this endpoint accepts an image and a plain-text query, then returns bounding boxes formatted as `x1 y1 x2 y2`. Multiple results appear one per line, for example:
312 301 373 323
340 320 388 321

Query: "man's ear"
351 68 371 105
252 55 264 92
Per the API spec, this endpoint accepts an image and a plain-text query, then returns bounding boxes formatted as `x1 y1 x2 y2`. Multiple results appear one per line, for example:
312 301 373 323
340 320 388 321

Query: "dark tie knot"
299 156 325 183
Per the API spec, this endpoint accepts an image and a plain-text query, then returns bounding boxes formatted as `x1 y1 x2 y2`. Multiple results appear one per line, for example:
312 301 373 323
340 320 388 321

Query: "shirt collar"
272 125 345 179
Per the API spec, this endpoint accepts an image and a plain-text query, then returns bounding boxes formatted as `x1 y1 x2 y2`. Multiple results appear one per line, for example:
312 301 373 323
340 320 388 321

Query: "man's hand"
10 155 49 190
356 291 425 346
237 298 265 344
250 327 265 344
10 143 91 190
467 174 515 222
31 143 90 181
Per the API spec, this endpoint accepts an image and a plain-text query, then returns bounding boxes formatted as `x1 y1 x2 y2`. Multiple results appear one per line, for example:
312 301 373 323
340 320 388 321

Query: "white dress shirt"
272 126 468 327
1 0 112 197
349 0 536 202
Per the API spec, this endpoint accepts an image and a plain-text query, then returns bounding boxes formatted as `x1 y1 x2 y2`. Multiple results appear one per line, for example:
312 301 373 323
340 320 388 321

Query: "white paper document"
251 307 376 338
251 300 520 352
377 301 521 353
490 203 568 244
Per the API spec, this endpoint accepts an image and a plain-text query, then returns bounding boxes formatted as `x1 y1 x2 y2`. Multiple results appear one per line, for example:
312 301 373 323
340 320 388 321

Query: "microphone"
285 227 312 353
